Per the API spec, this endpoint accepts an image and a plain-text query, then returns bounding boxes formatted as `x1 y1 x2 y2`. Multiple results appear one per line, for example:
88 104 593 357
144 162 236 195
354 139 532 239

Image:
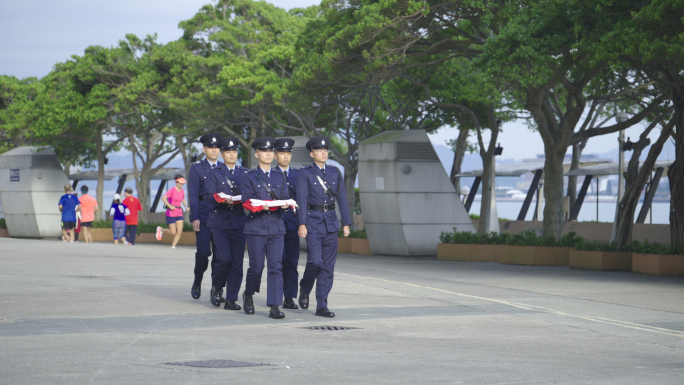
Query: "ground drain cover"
73 276 109 279
304 326 359 331
165 360 271 368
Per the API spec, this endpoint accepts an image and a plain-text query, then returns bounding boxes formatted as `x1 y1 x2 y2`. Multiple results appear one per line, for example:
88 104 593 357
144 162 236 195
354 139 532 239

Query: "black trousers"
125 225 137 245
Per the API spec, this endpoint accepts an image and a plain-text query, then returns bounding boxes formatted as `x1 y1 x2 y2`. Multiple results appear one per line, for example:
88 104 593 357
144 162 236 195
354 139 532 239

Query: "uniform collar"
279 166 290 173
206 159 218 168
259 167 270 175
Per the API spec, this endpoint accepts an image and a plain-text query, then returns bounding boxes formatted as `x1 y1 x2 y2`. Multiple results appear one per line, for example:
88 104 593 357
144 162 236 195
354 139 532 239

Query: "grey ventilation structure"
0 146 69 238
358 130 476 255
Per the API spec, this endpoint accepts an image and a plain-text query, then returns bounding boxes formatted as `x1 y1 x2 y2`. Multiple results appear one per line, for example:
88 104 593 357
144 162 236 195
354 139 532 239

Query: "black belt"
308 203 335 211
199 196 205 201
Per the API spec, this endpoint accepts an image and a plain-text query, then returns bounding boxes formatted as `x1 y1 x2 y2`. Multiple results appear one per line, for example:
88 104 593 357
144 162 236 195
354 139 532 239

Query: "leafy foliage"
440 230 582 248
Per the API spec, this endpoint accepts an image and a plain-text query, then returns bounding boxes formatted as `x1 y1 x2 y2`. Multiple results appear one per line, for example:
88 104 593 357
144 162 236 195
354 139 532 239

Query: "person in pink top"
79 185 99 244
157 174 189 248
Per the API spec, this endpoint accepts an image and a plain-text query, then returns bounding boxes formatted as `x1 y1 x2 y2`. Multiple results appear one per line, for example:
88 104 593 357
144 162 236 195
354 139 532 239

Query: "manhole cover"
73 276 109 279
165 360 271 368
304 326 359 331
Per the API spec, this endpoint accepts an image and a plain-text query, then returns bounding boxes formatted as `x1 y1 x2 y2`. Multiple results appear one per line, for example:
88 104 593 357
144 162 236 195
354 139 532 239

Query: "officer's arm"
336 169 353 227
296 170 308 226
187 166 200 222
241 173 255 203
205 171 223 207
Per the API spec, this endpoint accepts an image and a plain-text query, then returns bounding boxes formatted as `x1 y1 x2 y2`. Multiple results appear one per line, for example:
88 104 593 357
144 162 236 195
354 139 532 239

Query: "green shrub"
0 218 6 230
574 239 632 252
339 228 367 239
92 220 193 234
439 229 582 248
631 240 684 256
469 214 480 220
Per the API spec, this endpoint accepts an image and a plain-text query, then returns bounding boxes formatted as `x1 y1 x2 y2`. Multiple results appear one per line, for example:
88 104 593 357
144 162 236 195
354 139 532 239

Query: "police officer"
188 133 222 300
241 136 290 319
273 138 300 309
296 136 351 318
205 137 248 310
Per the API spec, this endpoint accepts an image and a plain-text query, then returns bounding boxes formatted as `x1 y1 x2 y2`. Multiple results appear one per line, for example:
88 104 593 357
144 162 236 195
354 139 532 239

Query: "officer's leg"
225 229 246 301
245 235 266 296
194 223 212 285
210 229 218 280
300 231 323 295
210 228 231 290
265 234 285 306
315 231 339 309
282 230 300 299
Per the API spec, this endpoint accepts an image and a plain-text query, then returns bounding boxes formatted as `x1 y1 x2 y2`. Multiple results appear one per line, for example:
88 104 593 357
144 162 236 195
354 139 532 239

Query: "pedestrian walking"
109 193 130 245
296 136 352 318
188 133 223 300
273 138 301 309
156 174 189 249
78 185 98 244
205 136 248 310
58 184 80 243
122 187 142 245
241 136 292 319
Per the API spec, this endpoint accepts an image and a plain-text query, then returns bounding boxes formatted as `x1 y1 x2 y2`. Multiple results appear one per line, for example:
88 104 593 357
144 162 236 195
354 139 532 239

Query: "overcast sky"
1 0 665 161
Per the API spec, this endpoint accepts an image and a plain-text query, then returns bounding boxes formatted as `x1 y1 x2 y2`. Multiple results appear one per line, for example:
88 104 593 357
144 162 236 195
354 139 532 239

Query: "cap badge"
321 140 325 145
284 142 289 147
212 137 217 143
266 141 271 146
229 140 234 146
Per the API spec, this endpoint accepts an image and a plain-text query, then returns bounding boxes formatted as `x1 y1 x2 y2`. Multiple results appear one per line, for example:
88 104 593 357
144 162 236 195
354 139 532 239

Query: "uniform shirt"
205 163 247 230
122 196 142 225
188 158 224 223
79 194 97 222
274 165 299 231
296 163 352 233
165 187 185 217
241 167 288 236
58 193 81 222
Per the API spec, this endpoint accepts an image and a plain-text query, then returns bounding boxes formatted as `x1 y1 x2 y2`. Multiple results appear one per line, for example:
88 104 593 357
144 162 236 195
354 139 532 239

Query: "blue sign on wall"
10 169 19 182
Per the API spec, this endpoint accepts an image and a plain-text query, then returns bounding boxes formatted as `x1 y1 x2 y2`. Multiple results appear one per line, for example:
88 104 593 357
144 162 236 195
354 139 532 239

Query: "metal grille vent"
395 142 438 161
304 326 359 331
166 360 271 368
31 156 63 170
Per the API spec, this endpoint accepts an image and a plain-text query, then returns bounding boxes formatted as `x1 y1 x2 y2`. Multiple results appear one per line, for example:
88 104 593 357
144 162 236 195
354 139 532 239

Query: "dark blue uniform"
274 165 300 300
205 163 247 302
242 167 289 307
296 163 352 310
188 158 223 289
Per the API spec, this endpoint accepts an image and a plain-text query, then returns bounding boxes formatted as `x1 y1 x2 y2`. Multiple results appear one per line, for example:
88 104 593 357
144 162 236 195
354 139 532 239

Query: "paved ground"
1 237 684 384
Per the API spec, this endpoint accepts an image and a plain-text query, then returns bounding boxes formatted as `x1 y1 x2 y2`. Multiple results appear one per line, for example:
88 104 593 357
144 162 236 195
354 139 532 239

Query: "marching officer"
188 133 222 300
205 137 248 310
241 137 291 319
273 138 300 309
296 136 351 318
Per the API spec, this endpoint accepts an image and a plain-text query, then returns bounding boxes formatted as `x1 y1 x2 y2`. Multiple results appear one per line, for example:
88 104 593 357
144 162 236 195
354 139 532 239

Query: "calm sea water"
469 201 670 224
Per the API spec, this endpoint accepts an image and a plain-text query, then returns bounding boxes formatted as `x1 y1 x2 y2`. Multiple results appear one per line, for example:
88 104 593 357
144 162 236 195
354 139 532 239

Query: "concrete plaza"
1 237 684 384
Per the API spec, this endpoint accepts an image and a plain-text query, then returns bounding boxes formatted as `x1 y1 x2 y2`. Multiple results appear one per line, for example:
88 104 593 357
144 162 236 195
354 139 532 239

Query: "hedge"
339 228 367 239
91 220 193 234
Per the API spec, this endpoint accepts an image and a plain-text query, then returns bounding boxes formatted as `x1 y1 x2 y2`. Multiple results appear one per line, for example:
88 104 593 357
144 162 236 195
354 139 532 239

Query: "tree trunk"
566 143 581 211
669 92 684 245
177 135 191 178
614 122 673 248
95 132 105 221
542 142 568 240
450 128 470 192
478 154 492 234
344 166 357 227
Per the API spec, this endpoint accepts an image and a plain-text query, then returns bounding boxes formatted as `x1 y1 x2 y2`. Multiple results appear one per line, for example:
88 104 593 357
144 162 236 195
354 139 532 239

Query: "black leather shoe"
224 300 241 311
283 297 299 309
210 287 222 307
315 307 335 318
191 284 201 299
269 305 285 319
243 293 255 315
299 292 309 310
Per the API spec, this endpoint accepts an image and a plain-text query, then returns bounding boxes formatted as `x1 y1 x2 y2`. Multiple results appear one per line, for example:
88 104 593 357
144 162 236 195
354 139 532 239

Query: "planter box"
499 246 570 266
338 238 373 255
161 231 196 246
569 249 632 271
632 253 684 276
134 233 158 244
437 244 501 262
89 228 116 242
0 229 9 238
